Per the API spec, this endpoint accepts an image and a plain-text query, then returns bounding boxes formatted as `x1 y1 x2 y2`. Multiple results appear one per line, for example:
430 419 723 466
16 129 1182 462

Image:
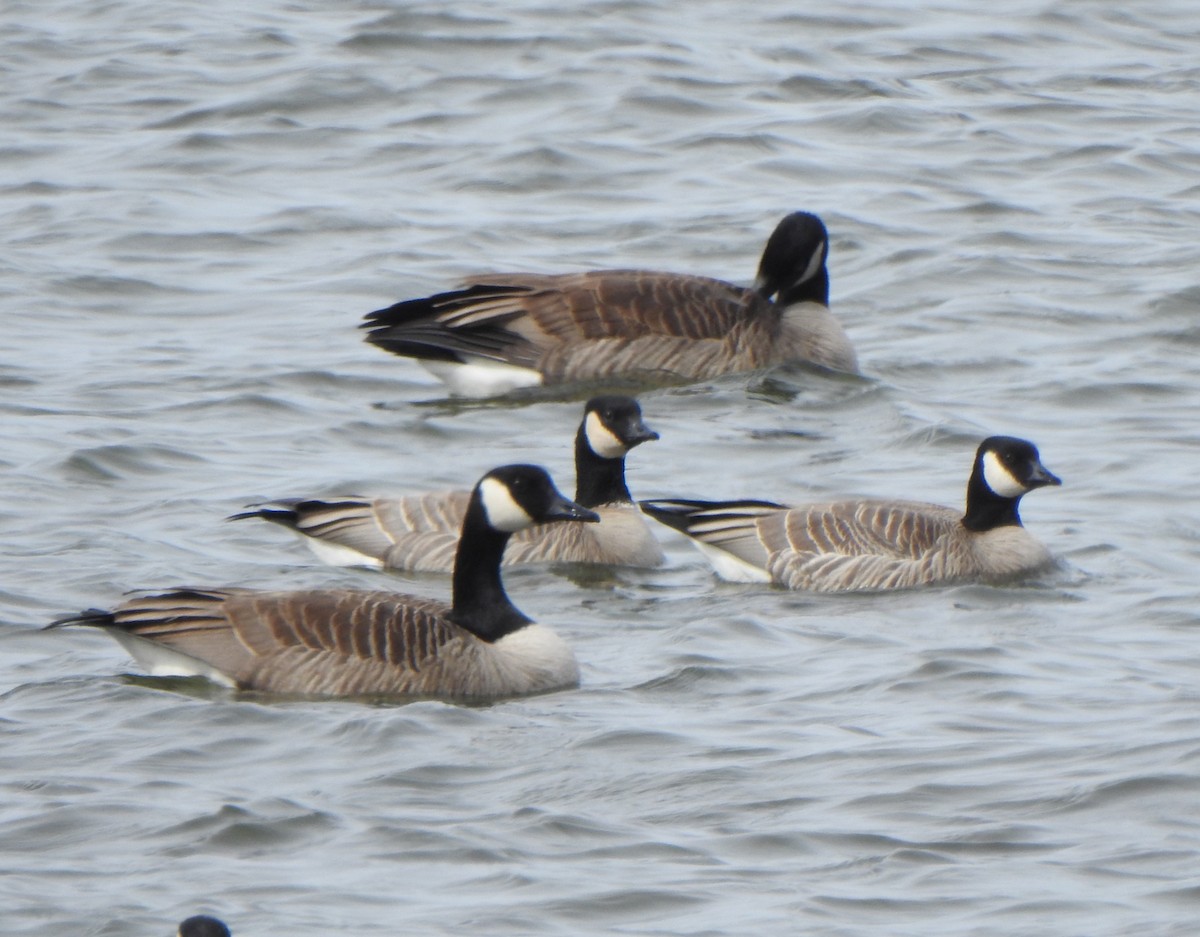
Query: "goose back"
361 213 858 394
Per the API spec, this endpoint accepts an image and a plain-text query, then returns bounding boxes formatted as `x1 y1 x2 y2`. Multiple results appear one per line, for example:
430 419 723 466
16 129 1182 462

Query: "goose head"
753 211 830 306
574 395 659 509
476 464 600 534
178 916 231 937
963 436 1061 532
581 395 659 460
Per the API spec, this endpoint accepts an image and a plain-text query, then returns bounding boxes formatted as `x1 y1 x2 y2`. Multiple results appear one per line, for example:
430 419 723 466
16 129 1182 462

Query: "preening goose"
179 917 231 937
361 211 858 396
233 395 664 571
640 436 1062 593
51 465 599 701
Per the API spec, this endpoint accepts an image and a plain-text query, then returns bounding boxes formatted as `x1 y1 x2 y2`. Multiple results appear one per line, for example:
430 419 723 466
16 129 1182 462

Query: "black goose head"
581 395 659 459
476 463 601 534
753 211 830 306
178 916 231 937
574 396 659 508
962 436 1062 532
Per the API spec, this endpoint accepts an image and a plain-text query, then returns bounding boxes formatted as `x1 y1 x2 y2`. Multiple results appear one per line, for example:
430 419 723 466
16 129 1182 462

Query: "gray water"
3 1 1200 934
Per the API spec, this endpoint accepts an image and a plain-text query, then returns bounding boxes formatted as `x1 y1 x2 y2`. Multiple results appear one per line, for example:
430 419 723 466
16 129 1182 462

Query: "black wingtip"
640 498 788 533
361 332 466 363
361 286 537 367
638 499 708 533
361 294 433 329
226 505 300 529
46 607 115 631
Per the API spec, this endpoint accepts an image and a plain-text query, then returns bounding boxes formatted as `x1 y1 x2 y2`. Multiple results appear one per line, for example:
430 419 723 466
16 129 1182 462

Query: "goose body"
234 396 664 571
362 212 858 396
641 437 1062 593
51 466 599 701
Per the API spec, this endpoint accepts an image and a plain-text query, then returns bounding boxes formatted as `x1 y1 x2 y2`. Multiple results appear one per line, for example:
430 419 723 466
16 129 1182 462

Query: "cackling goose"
233 395 663 571
51 465 599 701
361 212 858 396
640 436 1062 592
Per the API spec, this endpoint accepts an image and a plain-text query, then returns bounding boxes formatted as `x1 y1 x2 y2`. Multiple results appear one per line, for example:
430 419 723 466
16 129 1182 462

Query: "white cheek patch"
982 451 1028 499
585 411 628 459
479 477 536 532
796 242 826 286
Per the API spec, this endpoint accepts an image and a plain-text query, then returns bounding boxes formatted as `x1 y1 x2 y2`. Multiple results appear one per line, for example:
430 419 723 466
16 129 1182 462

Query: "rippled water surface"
4 1 1200 934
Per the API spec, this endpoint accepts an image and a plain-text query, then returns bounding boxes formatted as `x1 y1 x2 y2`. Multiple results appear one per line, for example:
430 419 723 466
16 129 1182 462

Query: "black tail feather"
639 498 787 533
360 284 528 329
227 502 301 529
360 285 535 364
46 608 115 630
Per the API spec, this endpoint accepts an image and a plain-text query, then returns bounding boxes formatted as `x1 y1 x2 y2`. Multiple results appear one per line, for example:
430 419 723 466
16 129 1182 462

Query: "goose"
361 211 858 396
179 917 231 937
50 465 599 701
640 436 1062 593
232 395 664 571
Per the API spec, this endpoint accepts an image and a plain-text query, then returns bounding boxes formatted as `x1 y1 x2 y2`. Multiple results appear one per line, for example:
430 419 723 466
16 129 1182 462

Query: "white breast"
968 526 1055 578
487 624 580 694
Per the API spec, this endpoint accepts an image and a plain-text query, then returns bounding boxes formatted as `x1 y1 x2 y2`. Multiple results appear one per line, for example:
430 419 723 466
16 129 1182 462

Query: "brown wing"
260 493 661 572
765 500 957 557
362 271 772 368
112 588 475 696
465 271 768 342
374 497 663 570
372 491 468 571
237 492 468 572
757 500 963 592
287 498 401 562
642 498 963 593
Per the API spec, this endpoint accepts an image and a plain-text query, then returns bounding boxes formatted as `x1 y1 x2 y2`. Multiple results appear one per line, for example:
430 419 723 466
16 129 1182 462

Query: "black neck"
449 497 531 642
573 426 631 508
961 468 1024 532
777 265 829 307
